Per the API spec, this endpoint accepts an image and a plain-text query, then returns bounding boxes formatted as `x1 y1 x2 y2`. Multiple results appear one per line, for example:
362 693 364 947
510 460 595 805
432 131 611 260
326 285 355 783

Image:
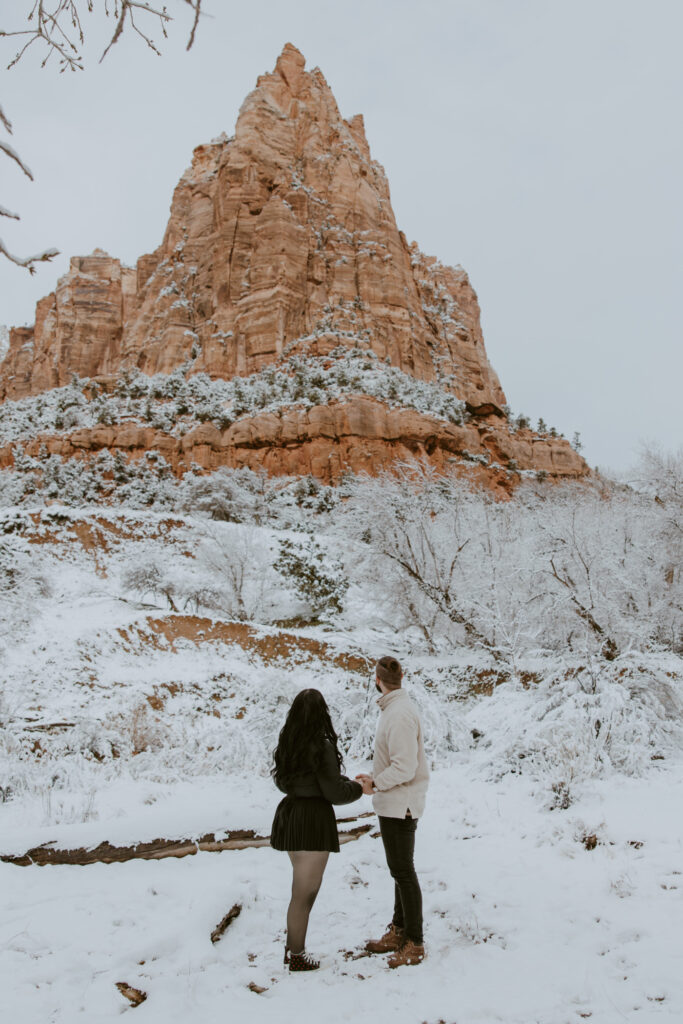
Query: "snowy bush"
0 532 51 636
470 653 683 803
121 558 179 610
176 465 289 525
196 524 284 622
274 536 349 620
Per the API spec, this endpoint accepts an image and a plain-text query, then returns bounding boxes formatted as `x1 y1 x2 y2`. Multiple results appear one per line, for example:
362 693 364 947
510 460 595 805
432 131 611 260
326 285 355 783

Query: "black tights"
286 850 330 954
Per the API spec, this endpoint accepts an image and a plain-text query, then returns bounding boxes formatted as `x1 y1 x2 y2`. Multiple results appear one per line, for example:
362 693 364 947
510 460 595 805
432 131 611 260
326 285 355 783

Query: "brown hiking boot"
365 923 405 954
387 939 425 968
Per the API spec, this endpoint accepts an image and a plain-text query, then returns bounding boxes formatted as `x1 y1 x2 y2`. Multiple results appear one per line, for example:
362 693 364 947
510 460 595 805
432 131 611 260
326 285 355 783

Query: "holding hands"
355 773 374 796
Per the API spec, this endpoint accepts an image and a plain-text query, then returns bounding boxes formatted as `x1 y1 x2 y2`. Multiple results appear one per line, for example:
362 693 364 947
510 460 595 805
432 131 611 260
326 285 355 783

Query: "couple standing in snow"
270 655 430 971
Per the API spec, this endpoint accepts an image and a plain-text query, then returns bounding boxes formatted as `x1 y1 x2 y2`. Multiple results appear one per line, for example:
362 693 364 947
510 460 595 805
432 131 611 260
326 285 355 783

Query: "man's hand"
355 773 374 796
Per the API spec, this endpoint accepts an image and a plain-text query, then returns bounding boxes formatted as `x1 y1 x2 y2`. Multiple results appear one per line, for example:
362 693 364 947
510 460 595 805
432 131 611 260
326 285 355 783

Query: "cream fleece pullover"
372 688 429 819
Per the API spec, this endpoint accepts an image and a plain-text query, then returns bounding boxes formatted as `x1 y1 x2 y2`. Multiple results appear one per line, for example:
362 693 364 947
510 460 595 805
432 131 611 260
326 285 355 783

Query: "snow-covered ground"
2 507 682 1022
3 768 682 1023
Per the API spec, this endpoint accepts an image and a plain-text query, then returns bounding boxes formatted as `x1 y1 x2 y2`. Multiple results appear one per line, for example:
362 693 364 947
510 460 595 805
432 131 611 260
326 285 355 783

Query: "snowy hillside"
1 450 682 1022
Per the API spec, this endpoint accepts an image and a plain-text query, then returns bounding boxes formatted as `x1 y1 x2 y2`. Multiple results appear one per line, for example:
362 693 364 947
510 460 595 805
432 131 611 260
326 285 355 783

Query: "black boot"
288 950 320 972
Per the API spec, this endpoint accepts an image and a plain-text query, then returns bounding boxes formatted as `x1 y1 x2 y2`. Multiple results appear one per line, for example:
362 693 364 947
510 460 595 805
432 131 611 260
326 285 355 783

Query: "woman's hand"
355 773 374 795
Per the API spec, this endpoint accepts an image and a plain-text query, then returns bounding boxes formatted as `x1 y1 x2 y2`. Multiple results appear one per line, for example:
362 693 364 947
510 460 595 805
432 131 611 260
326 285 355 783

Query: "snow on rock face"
0 46 588 488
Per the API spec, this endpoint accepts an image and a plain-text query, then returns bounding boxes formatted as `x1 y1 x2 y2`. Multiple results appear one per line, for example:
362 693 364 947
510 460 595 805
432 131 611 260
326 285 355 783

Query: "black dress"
270 740 363 853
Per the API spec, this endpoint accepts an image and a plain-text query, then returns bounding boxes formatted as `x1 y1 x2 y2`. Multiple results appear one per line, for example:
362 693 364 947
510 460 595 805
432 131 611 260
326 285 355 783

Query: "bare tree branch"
1 1 204 272
0 237 59 274
100 1 171 62
0 102 13 133
546 556 613 650
0 136 34 180
183 0 201 50
2 1 85 72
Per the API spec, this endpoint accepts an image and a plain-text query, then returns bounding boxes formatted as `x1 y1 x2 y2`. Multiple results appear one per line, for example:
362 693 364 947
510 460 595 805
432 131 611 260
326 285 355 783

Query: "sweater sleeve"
316 742 363 805
373 711 419 792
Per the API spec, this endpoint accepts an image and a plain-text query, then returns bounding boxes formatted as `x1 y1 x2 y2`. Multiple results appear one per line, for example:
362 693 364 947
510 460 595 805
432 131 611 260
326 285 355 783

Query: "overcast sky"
1 0 681 472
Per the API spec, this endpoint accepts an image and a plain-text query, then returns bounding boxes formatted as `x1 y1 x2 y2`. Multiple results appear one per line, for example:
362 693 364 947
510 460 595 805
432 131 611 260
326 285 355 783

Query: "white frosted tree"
197 524 283 623
337 456 683 661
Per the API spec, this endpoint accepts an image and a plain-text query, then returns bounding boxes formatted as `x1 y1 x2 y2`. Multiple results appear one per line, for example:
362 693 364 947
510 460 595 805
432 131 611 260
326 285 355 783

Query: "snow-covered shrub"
471 653 683 802
112 703 170 757
176 465 287 524
291 474 339 516
0 533 51 634
121 558 179 610
274 536 349 620
0 456 41 506
197 524 284 622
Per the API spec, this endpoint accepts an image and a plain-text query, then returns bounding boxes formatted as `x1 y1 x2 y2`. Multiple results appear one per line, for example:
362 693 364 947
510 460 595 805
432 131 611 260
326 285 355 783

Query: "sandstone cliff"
0 44 588 488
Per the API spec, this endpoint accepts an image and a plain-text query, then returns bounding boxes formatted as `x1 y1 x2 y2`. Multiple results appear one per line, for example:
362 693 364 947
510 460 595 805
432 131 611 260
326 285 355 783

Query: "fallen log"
1 822 373 867
211 902 242 943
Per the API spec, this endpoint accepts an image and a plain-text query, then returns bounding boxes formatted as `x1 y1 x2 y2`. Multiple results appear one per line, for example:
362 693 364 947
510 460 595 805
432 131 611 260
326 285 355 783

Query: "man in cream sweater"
356 655 429 967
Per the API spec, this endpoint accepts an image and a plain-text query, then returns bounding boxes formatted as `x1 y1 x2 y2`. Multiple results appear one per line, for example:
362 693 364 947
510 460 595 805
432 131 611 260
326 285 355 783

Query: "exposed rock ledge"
0 396 588 490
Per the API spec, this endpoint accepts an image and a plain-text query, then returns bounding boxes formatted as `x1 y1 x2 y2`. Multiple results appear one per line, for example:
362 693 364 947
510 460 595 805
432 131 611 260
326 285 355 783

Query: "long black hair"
271 688 344 786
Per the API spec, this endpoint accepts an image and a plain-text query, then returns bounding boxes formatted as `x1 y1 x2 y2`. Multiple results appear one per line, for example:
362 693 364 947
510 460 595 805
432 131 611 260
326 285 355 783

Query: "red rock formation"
0 397 586 491
1 251 136 399
0 44 589 487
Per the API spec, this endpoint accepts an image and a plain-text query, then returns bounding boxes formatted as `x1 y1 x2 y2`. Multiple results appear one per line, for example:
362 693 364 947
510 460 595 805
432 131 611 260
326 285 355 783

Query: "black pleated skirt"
270 795 340 853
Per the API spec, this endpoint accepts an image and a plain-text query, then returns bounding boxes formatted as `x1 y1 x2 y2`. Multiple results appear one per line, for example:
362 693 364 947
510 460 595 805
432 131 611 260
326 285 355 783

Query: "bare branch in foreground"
0 136 34 179
0 102 12 133
100 1 171 62
1 3 205 270
183 0 201 50
0 237 59 274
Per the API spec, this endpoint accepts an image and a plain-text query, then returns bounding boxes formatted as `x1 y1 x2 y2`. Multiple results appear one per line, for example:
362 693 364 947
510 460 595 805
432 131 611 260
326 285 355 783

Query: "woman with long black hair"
270 688 363 972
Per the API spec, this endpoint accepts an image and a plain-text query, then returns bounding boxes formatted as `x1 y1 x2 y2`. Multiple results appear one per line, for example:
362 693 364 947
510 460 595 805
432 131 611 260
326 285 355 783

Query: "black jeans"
378 814 423 944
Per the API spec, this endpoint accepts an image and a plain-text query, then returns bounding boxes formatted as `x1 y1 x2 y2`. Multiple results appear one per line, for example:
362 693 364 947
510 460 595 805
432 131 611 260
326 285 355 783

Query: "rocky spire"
0 46 589 489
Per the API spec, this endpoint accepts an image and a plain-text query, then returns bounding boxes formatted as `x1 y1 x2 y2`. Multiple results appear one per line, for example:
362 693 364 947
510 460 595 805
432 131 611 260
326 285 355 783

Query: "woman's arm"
316 742 363 805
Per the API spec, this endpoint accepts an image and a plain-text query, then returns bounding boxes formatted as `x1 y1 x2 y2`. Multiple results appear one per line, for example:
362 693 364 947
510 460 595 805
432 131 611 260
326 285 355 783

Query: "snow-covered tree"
197 524 280 622
121 556 178 610
336 457 683 661
274 536 349 620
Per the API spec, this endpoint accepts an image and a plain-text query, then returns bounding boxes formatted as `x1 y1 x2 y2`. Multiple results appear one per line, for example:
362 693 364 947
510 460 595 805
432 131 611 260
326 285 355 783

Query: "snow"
0 324 8 362
0 343 468 450
0 485 681 1022
2 768 682 1022
0 203 20 220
